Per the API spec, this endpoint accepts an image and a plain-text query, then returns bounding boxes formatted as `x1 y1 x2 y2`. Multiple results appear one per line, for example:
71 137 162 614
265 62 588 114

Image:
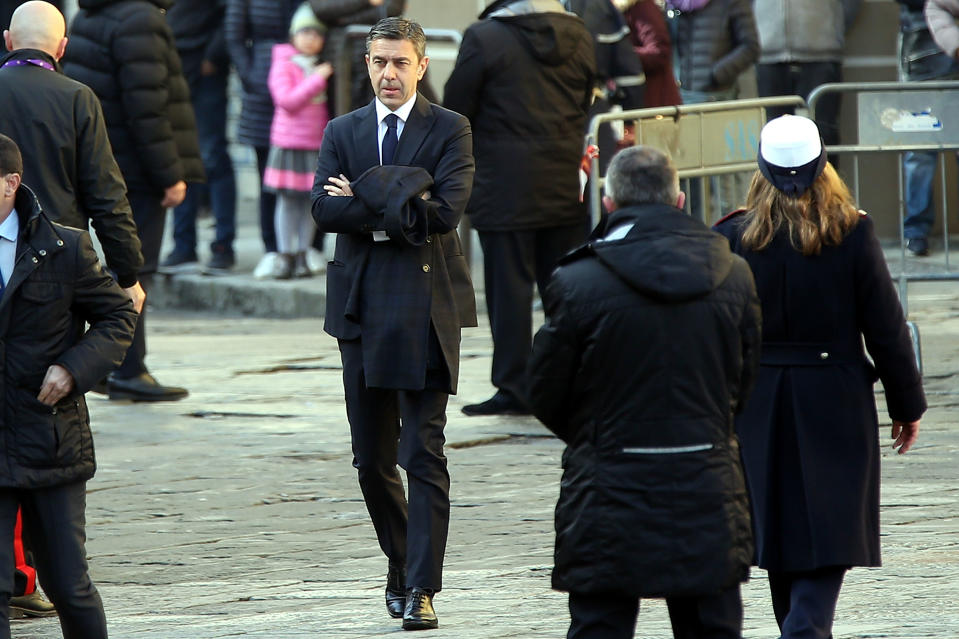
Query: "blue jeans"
902 151 938 240
171 69 236 256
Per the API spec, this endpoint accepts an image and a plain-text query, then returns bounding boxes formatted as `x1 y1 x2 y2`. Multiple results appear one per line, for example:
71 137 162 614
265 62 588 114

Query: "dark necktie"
381 113 398 166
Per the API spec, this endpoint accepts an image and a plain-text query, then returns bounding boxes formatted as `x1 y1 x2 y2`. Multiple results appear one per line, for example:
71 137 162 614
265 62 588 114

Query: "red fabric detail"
14 508 36 595
714 207 747 227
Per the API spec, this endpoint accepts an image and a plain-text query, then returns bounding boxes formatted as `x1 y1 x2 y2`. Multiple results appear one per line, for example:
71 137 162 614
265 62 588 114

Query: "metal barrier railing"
585 96 807 225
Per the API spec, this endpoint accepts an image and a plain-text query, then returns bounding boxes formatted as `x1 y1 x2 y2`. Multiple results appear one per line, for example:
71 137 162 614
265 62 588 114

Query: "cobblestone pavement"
10 282 959 639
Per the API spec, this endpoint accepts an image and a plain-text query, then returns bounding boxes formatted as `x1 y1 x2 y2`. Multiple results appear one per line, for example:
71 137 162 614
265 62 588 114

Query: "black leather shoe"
9 591 57 618
907 237 930 257
386 563 406 619
461 391 530 416
107 373 189 402
402 587 437 631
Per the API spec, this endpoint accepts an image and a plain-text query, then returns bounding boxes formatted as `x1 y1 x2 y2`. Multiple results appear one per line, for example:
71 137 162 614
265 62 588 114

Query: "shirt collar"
375 94 418 126
0 209 19 243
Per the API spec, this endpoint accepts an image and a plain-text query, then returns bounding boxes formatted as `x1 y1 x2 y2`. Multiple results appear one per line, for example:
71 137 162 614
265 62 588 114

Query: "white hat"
757 115 827 196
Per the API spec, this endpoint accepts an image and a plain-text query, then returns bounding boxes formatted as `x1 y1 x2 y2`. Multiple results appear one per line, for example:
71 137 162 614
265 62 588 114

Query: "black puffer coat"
225 0 299 148
528 204 761 597
443 1 596 231
668 0 759 93
63 0 204 194
0 186 136 489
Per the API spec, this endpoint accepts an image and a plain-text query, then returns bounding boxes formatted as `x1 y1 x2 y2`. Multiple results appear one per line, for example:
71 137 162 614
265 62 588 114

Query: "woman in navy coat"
714 115 925 639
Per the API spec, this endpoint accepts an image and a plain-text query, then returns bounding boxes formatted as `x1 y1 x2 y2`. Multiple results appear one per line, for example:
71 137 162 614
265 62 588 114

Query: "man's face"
366 37 428 110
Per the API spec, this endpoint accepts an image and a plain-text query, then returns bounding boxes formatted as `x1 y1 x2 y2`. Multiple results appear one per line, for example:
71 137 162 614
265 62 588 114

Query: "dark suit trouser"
338 338 451 592
478 223 586 403
0 482 107 639
117 189 164 378
568 585 743 639
767 567 846 639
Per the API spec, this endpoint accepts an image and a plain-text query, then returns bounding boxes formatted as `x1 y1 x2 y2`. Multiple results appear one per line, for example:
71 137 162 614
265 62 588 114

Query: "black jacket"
668 0 759 94
0 48 143 288
167 0 231 84
529 204 760 597
714 211 926 571
0 186 136 489
312 94 476 393
443 1 596 231
63 0 204 194
225 0 299 148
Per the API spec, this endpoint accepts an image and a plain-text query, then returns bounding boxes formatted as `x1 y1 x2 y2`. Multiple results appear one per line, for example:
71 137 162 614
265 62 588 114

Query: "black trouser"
117 189 164 378
477 223 586 403
757 62 842 164
254 146 278 254
767 567 847 639
0 482 107 639
567 584 743 639
339 337 451 591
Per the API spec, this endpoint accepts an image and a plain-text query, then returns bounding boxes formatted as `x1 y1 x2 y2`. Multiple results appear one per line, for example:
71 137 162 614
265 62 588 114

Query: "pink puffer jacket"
267 43 330 150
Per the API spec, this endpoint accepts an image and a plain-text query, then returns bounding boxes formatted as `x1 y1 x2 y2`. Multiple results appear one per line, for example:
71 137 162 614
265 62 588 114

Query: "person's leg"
397 387 450 592
193 69 237 258
255 146 278 254
116 190 164 379
767 568 847 639
474 230 536 407
20 482 107 639
534 222 587 299
0 491 20 639
902 151 937 241
168 185 199 263
274 193 298 255
12 508 35 597
756 62 795 120
567 591 639 639
666 583 743 639
338 339 408 569
794 62 842 163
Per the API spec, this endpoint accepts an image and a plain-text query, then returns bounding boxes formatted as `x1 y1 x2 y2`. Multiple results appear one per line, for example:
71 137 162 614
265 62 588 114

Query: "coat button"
56 240 64 246
426 236 432 244
32 256 38 263
39 249 46 256
820 352 829 360
422 264 430 273
51 407 57 415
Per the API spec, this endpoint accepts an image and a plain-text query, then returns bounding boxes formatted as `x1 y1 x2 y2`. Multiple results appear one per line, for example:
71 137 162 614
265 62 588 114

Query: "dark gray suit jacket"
311 93 476 393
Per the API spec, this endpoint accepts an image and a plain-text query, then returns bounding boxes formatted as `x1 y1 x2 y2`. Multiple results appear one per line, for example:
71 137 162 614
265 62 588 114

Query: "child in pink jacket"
262 3 332 278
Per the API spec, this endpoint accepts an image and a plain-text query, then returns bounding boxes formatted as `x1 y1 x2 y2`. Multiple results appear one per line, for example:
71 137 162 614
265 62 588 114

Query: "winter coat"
528 203 761 597
668 0 759 94
166 0 231 84
308 0 405 117
713 210 926 571
0 48 143 288
926 0 959 60
267 43 330 150
443 1 596 231
225 0 299 148
754 0 861 64
63 0 204 195
0 186 136 489
623 0 681 107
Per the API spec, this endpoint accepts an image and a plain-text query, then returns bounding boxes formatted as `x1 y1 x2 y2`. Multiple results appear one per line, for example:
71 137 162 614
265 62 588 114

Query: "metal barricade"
586 96 807 225
809 80 959 372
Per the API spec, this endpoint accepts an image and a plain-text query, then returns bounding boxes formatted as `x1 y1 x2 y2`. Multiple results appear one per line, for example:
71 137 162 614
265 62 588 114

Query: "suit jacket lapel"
395 94 434 166
352 101 380 174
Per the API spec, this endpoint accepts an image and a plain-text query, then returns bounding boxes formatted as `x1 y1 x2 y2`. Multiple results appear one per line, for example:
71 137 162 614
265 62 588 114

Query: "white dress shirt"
0 209 19 288
371 96 418 241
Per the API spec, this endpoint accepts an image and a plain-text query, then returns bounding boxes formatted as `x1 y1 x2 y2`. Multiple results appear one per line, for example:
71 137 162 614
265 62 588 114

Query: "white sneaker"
305 247 327 274
253 252 284 279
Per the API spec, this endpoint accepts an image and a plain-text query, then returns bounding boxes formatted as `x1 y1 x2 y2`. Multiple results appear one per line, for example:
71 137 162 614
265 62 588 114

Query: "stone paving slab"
9 284 959 638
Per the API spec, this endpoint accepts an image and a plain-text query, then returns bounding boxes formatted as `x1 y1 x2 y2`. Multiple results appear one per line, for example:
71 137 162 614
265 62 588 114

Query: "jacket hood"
587 204 735 302
481 0 586 65
78 0 172 10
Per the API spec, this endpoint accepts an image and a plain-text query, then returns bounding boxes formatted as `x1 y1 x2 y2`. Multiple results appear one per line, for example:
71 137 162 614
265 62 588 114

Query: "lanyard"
1 58 55 71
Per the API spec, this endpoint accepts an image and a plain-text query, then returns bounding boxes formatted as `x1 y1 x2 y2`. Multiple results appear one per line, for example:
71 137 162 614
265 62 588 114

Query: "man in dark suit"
311 17 475 632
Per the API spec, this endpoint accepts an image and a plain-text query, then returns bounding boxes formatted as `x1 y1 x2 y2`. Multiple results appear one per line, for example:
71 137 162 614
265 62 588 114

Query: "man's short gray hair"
604 146 680 207
366 17 427 61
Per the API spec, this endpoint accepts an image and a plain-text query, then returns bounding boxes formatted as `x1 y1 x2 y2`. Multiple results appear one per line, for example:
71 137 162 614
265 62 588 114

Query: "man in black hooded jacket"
528 145 761 639
445 0 595 417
